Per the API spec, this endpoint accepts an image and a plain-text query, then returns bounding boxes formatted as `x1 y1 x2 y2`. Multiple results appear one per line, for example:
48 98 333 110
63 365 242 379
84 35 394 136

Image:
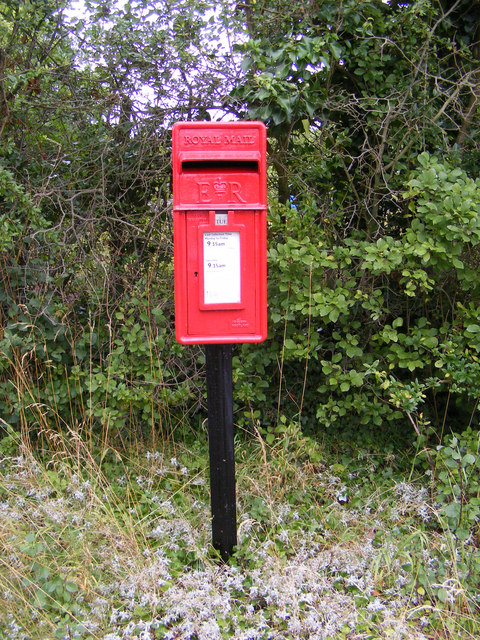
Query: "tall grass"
1 321 479 639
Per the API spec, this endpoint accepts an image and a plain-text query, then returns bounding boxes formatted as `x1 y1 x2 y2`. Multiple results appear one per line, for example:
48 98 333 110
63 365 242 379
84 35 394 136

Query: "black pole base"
205 344 237 562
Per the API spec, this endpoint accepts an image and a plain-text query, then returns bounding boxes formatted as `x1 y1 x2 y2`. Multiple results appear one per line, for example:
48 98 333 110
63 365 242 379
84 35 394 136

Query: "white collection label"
203 231 241 304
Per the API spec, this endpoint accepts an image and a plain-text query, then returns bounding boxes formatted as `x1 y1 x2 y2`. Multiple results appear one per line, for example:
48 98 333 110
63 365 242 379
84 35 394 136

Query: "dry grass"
1 420 479 639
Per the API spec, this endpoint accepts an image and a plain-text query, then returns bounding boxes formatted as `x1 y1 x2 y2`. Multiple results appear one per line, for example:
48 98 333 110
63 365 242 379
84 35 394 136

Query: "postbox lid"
172 121 266 211
173 121 266 156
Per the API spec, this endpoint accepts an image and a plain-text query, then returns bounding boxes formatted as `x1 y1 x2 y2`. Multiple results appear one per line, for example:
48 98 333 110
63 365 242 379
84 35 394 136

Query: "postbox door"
185 210 260 338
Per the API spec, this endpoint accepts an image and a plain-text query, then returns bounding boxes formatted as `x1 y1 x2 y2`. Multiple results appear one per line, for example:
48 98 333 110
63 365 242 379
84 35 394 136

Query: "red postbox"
172 121 267 344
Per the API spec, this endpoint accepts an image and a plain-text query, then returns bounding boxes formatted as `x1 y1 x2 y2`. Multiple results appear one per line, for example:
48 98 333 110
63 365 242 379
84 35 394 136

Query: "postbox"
172 121 267 344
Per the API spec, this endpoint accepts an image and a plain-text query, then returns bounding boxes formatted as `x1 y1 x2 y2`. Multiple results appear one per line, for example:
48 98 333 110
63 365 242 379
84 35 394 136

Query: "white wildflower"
367 598 386 612
236 627 265 640
198 619 222 639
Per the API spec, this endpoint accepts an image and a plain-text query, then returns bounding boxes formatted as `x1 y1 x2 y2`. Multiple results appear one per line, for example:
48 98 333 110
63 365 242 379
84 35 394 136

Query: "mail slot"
172 121 267 344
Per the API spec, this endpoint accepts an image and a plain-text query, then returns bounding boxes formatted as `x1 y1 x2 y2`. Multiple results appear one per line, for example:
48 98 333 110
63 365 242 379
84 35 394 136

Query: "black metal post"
205 344 237 562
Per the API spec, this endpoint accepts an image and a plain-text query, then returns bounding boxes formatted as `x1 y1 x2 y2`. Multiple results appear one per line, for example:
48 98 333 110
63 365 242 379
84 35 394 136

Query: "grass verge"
0 421 479 639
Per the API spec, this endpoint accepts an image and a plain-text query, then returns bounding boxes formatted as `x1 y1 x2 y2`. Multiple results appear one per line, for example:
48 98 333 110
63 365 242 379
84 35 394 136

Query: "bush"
234 153 480 450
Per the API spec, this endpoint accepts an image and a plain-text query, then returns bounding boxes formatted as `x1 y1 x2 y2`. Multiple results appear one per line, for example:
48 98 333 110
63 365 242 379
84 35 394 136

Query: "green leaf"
462 453 476 466
455 528 470 541
329 309 340 322
330 42 342 60
65 581 79 594
436 588 448 603
443 502 460 519
422 336 438 349
466 324 480 333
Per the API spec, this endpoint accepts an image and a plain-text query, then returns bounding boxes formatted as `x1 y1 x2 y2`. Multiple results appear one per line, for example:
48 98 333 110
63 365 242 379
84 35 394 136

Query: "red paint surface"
172 122 267 344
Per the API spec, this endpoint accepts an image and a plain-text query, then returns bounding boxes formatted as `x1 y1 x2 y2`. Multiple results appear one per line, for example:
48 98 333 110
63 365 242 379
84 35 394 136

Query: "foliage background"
1 0 480 521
